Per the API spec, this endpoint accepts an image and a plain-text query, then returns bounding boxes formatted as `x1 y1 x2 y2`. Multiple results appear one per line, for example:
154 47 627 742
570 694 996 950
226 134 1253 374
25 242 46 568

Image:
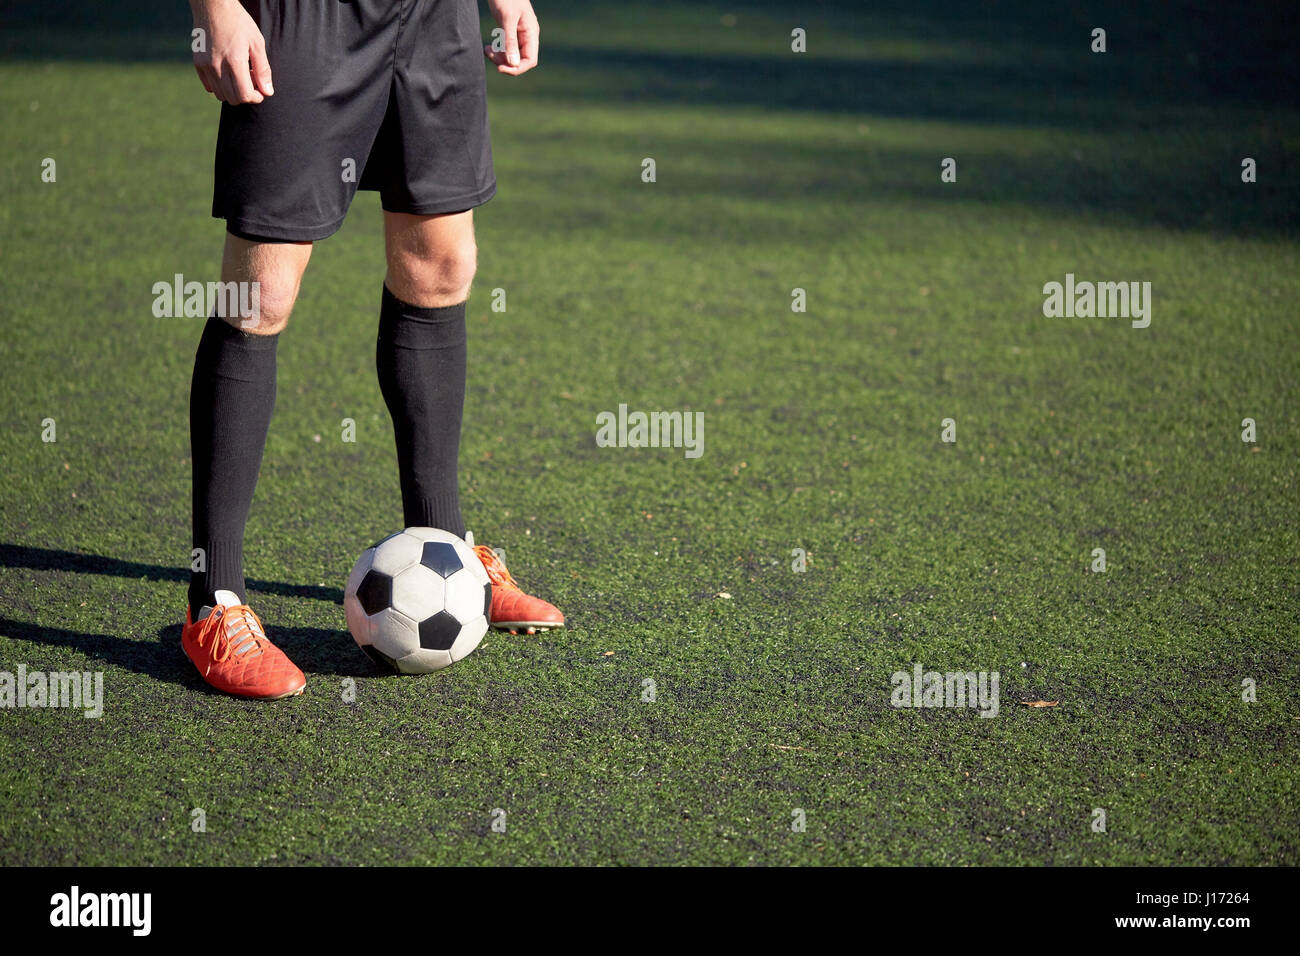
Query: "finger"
230 57 264 104
503 16 520 68
483 43 509 66
249 38 274 96
194 63 215 94
214 68 238 104
520 16 539 67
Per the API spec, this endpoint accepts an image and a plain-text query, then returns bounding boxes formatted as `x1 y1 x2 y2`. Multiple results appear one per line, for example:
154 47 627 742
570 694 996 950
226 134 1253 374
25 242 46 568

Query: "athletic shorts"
212 0 496 242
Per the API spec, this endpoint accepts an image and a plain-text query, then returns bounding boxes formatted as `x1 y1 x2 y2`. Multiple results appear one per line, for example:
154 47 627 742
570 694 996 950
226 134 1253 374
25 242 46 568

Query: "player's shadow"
0 617 375 690
0 617 197 688
0 543 375 685
0 543 343 604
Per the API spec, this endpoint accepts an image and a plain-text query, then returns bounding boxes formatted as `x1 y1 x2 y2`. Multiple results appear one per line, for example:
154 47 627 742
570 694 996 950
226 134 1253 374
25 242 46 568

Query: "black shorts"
212 0 496 242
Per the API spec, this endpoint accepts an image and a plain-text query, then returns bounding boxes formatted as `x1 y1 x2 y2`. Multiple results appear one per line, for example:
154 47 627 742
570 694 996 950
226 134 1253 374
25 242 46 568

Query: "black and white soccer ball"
344 527 491 674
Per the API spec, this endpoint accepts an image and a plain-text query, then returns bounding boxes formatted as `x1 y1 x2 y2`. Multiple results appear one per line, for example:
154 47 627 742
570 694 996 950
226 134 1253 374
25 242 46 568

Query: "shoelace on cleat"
195 604 268 662
473 544 521 592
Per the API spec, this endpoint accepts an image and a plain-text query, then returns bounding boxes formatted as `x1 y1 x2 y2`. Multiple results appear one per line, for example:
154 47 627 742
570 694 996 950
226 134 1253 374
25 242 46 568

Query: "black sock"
376 285 467 538
188 315 278 610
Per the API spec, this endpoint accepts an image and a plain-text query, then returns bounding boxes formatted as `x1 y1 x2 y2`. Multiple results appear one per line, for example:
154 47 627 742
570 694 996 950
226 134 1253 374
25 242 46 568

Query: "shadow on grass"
527 39 1298 125
0 616 376 685
0 541 377 686
0 544 393 680
0 543 343 604
0 616 197 688
507 129 1300 241
2 1 1295 235
2 0 1294 116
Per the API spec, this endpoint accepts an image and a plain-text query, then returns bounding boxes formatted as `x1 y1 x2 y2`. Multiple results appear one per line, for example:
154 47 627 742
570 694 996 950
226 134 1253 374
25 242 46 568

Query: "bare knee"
220 235 312 335
241 278 299 335
386 234 478 308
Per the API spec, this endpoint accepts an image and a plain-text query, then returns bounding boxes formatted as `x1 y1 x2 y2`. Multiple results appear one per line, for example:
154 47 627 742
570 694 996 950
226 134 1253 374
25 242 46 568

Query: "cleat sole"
492 622 561 635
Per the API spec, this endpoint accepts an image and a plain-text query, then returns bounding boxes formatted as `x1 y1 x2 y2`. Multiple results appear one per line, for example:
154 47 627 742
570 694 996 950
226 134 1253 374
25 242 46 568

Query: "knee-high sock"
376 285 467 538
188 316 278 610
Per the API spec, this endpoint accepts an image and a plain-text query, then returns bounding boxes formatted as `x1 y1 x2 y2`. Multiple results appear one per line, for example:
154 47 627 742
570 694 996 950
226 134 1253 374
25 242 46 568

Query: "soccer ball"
344 527 491 674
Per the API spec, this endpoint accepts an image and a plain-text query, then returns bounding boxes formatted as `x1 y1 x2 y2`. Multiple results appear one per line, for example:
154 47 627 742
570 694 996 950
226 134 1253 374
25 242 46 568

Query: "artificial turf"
0 0 1296 865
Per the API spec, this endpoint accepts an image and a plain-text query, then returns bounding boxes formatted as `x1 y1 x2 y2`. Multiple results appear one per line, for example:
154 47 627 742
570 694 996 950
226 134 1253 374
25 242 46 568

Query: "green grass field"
1 0 1297 865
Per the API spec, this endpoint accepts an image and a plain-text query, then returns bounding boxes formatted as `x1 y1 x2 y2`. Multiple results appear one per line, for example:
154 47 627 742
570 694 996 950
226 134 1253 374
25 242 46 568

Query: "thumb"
503 20 520 67
249 40 274 96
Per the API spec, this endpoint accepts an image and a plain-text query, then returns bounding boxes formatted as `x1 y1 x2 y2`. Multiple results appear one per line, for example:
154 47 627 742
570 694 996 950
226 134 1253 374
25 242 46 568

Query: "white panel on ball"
370 532 425 576
345 547 375 596
449 615 489 662
371 606 421 659
463 555 490 588
343 594 374 647
397 647 454 674
391 564 443 621
443 566 486 622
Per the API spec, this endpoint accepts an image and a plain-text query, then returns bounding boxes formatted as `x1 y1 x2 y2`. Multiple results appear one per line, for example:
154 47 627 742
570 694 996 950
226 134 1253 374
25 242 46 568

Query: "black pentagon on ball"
418 609 462 651
420 540 464 578
356 568 392 616
359 643 399 673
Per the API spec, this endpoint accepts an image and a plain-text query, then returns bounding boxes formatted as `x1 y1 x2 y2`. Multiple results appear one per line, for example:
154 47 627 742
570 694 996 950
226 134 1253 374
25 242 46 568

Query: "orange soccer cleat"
182 590 306 700
469 537 565 636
